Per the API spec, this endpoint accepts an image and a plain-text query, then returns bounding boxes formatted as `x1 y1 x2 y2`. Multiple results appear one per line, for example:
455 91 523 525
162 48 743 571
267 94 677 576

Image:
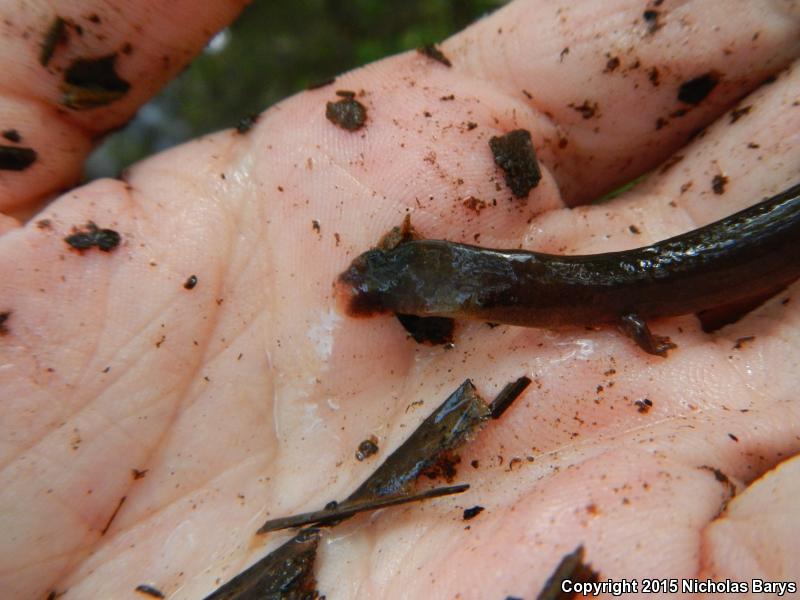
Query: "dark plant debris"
0 145 37 171
326 95 367 131
634 398 653 413
61 54 131 110
2 129 21 143
417 43 452 67
489 129 542 199
536 545 600 600
0 312 10 335
64 222 121 252
356 436 379 461
134 584 165 598
236 113 259 134
345 380 490 502
101 496 126 535
462 505 484 520
204 528 322 600
677 72 719 105
257 484 469 533
40 16 67 66
489 376 532 419
259 377 526 534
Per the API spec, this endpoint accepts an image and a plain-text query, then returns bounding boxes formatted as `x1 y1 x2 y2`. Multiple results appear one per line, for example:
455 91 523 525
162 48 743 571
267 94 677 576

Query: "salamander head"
335 248 397 317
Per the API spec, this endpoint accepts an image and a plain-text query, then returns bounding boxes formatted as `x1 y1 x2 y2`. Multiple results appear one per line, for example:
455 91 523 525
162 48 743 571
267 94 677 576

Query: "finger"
521 61 799 259
700 454 800 583
446 0 800 203
0 0 248 215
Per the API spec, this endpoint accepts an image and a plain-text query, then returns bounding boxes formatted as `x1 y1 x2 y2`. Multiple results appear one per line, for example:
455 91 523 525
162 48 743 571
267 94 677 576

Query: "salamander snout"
334 249 394 317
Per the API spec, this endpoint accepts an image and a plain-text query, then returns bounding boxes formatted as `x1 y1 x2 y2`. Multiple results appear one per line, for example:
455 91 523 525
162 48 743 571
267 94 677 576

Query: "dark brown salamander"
336 183 800 356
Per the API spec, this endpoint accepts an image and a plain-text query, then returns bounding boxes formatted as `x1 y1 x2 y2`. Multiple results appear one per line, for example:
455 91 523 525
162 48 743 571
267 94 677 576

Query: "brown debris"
417 44 452 67
489 129 543 199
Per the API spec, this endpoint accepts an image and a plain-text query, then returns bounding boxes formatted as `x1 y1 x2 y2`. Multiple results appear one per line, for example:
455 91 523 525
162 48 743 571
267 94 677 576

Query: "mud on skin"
337 183 800 356
64 222 121 252
325 91 367 131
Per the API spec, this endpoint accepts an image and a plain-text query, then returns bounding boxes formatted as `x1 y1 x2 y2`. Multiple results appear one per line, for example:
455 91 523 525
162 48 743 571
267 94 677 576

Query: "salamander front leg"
618 313 677 357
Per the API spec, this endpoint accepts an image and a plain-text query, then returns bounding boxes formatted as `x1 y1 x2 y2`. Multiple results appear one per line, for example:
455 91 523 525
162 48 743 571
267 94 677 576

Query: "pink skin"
1 1 799 598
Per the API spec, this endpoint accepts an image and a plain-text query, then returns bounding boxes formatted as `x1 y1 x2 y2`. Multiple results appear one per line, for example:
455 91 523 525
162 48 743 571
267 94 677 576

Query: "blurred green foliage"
86 0 507 179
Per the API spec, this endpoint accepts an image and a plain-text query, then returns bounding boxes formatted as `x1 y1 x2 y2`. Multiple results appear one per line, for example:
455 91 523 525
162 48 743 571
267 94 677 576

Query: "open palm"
1 1 799 598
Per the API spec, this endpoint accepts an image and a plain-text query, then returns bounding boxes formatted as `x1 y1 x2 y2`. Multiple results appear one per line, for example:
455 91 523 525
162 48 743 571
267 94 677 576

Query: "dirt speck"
569 100 599 119
462 505 484 520
729 105 752 124
604 56 620 73
134 584 164 598
463 196 487 214
355 436 379 461
678 72 719 105
643 9 663 33
417 43 451 67
711 174 728 195
1 129 21 143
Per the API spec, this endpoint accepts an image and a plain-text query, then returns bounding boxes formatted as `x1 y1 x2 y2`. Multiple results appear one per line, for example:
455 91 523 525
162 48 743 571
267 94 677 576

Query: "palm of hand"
1 1 799 598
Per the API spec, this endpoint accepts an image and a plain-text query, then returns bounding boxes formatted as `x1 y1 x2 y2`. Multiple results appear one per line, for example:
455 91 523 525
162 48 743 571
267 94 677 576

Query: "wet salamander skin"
338 183 800 327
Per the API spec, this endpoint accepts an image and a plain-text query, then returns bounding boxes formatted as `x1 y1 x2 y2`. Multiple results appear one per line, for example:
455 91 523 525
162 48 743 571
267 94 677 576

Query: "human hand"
1 1 799 598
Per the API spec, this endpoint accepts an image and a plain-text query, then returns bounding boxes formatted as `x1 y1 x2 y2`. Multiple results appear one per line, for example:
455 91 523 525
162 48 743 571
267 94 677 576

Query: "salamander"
336 182 800 356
